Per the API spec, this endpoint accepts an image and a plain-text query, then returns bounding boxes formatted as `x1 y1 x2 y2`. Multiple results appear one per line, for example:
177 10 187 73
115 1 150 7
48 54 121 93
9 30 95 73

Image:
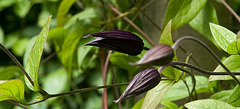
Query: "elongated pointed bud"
84 30 144 56
114 68 161 103
132 44 174 66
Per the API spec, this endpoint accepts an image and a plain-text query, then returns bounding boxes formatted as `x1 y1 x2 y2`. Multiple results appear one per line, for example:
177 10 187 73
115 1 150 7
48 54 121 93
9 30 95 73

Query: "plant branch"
220 0 240 23
0 43 34 86
100 0 156 46
172 36 240 85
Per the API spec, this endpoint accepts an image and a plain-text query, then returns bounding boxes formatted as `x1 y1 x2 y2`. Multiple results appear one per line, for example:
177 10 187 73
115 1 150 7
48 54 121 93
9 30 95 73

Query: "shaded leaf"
189 0 218 43
13 0 31 18
209 55 240 81
164 0 207 31
0 0 16 11
161 101 178 109
210 90 232 102
141 80 174 109
12 38 29 56
0 80 26 104
227 85 240 107
0 66 22 80
48 27 67 52
0 26 4 44
24 16 52 91
184 99 236 109
210 23 237 52
57 0 76 27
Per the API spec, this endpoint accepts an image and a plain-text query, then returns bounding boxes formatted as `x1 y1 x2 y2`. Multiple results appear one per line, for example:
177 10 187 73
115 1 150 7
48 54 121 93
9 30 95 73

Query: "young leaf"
141 80 174 109
0 80 26 104
24 16 52 91
227 85 240 107
189 0 218 44
209 55 240 81
164 0 207 31
159 20 181 80
185 99 236 109
227 41 240 55
57 0 76 27
209 23 237 52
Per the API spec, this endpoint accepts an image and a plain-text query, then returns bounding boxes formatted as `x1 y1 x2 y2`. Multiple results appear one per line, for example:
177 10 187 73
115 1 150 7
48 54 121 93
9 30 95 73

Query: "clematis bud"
114 68 161 103
132 44 174 66
84 30 144 56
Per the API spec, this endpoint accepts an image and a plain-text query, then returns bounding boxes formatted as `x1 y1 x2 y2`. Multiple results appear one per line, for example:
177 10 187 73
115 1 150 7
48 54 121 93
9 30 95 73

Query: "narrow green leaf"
209 55 240 81
209 23 237 52
227 40 240 55
163 76 210 101
25 16 52 91
185 99 236 109
132 98 144 109
57 0 76 27
0 66 22 80
227 85 240 107
189 0 218 44
210 90 232 102
0 80 26 104
159 20 181 80
141 80 174 109
164 0 207 31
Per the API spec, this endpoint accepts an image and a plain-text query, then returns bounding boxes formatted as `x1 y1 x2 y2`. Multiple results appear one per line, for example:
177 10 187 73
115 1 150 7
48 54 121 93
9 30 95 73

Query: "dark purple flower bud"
131 44 174 66
84 30 144 56
114 68 161 103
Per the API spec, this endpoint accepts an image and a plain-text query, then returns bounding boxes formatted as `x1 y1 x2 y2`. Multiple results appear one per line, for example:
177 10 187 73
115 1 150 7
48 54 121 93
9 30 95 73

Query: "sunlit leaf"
0 80 26 104
161 101 179 109
227 40 240 55
48 27 67 52
159 20 181 80
185 99 236 109
57 0 76 27
141 80 174 109
227 85 240 107
210 90 232 102
0 0 16 11
12 38 29 56
13 0 31 18
210 23 237 52
189 0 218 44
164 0 207 31
132 98 144 109
25 16 52 91
209 55 240 81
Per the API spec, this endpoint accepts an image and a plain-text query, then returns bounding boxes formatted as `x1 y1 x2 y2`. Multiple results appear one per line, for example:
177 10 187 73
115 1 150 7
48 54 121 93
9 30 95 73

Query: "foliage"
0 0 240 109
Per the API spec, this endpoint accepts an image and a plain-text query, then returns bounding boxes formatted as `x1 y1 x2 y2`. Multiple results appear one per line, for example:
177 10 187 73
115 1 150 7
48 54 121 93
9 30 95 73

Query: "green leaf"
58 23 84 79
77 46 92 68
227 40 240 55
0 0 16 11
164 0 207 31
64 8 99 28
132 98 144 109
57 0 76 27
210 90 232 102
184 99 236 109
24 16 52 91
209 55 240 81
141 80 174 109
227 85 240 107
4 32 20 49
0 66 22 80
0 80 26 104
159 20 181 80
0 26 4 44
189 0 218 44
163 76 210 101
13 0 31 18
161 101 179 109
210 23 237 52
12 38 29 56
48 27 67 52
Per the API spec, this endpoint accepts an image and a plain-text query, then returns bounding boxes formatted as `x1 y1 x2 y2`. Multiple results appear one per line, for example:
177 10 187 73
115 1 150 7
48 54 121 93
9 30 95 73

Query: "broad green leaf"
227 85 240 107
189 0 218 43
0 26 4 44
163 76 210 101
141 80 174 109
132 98 144 109
227 41 240 55
77 46 92 68
210 23 237 52
0 66 22 80
164 0 207 31
184 99 236 109
161 101 178 109
13 0 31 18
64 8 99 28
59 23 84 79
209 55 240 81
0 80 26 104
159 20 181 80
57 0 76 27
210 90 232 102
25 16 52 91
0 0 16 11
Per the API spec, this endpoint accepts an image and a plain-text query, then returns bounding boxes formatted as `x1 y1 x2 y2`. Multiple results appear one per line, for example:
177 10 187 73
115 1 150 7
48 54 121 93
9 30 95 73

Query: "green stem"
172 36 240 85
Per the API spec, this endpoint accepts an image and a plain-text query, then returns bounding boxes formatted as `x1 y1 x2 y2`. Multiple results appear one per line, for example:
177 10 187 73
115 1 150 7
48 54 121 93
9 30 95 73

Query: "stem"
0 43 34 86
220 0 240 23
100 0 156 46
111 67 122 109
172 36 240 85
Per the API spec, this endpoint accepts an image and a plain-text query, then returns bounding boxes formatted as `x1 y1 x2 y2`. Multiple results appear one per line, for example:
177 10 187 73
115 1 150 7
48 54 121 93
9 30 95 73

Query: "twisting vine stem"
172 36 240 85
